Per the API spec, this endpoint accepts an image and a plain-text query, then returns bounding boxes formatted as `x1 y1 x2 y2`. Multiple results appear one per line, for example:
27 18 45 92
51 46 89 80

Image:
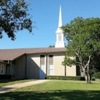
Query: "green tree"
49 45 55 48
90 50 100 74
62 17 100 83
0 0 32 40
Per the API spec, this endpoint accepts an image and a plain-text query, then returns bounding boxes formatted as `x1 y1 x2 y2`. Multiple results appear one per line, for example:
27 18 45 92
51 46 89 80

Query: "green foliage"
0 0 32 40
46 75 85 80
62 56 76 66
90 50 100 73
93 72 100 79
49 45 55 48
62 17 100 70
62 17 100 83
63 17 100 55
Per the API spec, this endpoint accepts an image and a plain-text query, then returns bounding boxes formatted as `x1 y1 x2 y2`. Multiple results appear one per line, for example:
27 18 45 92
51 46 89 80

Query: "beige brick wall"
15 55 25 79
66 65 76 76
53 53 65 76
14 53 76 79
27 54 40 79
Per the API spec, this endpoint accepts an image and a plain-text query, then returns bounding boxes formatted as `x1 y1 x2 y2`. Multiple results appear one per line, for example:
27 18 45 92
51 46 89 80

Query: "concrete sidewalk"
0 80 50 94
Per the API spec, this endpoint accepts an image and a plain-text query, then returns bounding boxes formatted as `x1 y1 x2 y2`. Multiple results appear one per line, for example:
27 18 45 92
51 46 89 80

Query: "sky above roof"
0 0 100 49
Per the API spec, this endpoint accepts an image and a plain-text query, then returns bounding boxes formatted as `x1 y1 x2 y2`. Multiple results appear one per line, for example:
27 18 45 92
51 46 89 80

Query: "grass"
0 80 100 100
0 79 35 87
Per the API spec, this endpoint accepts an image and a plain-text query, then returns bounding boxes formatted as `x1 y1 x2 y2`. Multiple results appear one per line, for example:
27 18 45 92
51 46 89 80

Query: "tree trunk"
82 66 91 84
84 73 87 82
87 65 91 84
82 67 87 82
83 56 91 84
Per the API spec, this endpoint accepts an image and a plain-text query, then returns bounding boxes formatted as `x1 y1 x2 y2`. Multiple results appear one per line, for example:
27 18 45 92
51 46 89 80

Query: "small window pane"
0 66 4 74
40 55 45 65
1 70 3 73
49 55 53 64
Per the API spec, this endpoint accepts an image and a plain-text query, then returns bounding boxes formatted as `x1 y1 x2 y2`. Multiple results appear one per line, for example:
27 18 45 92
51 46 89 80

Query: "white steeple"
55 5 65 48
58 5 62 27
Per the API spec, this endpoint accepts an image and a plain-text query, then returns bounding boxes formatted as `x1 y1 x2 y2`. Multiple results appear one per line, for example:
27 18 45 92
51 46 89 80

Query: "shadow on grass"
0 90 100 100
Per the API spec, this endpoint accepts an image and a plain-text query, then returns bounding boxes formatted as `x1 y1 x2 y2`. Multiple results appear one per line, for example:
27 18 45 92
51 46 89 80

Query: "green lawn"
0 79 35 87
0 80 100 100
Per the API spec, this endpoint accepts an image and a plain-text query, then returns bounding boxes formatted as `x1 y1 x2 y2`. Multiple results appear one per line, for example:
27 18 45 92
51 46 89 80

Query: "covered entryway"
40 65 46 79
40 55 46 79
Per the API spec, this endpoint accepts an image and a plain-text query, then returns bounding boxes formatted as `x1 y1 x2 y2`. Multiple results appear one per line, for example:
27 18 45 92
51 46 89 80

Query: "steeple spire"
55 5 65 48
58 5 62 27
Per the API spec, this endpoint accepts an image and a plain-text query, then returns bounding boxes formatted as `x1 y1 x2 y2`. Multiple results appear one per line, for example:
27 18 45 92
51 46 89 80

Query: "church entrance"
40 65 46 79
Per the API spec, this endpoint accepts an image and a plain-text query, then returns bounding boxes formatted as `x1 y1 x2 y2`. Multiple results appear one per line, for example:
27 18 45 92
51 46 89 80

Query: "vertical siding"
66 57 76 76
27 54 40 79
48 53 76 76
53 53 65 76
15 55 25 79
66 65 76 76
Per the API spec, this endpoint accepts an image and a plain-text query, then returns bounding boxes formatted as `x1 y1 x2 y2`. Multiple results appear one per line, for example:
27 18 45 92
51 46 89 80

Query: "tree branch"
85 56 91 68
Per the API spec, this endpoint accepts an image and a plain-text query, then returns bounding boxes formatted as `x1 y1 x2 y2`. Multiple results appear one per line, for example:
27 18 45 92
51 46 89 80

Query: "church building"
0 6 78 79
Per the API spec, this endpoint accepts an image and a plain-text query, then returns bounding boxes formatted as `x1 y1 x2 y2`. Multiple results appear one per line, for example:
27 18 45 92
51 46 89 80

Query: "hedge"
92 72 100 79
0 75 12 79
46 75 85 81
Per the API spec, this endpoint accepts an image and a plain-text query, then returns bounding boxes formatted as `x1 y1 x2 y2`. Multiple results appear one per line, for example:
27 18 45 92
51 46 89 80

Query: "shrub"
0 75 12 79
46 75 85 81
92 72 100 79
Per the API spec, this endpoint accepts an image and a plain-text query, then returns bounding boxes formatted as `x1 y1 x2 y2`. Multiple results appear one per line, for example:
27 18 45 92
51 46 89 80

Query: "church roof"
0 48 66 60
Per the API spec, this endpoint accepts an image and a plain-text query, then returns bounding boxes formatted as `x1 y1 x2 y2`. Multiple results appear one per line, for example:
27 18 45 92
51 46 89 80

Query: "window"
40 55 45 65
1 66 4 74
40 55 45 57
58 34 62 41
49 55 53 64
48 55 54 75
48 65 54 75
40 55 46 78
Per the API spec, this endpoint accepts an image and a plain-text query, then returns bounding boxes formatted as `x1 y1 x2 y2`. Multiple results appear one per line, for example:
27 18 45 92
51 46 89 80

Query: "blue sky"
0 0 100 49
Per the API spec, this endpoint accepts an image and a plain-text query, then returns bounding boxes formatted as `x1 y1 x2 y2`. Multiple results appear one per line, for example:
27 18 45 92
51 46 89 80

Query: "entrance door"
40 65 46 79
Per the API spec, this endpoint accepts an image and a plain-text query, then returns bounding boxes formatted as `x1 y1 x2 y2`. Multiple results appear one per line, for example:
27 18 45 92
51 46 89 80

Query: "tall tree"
62 17 100 83
0 0 32 40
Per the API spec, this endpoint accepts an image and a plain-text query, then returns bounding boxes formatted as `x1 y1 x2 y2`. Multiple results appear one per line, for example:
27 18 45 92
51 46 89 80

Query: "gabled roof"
0 48 66 60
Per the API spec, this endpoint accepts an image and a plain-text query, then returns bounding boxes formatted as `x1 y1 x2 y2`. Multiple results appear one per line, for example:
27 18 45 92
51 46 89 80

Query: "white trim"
48 65 54 75
48 55 54 75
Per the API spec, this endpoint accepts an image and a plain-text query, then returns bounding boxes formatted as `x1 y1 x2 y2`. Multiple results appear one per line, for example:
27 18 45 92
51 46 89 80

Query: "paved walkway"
0 80 50 94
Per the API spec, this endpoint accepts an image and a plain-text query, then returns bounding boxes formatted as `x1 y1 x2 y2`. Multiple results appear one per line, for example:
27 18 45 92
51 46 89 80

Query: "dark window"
40 55 45 57
49 55 53 57
40 55 45 65
49 55 53 64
